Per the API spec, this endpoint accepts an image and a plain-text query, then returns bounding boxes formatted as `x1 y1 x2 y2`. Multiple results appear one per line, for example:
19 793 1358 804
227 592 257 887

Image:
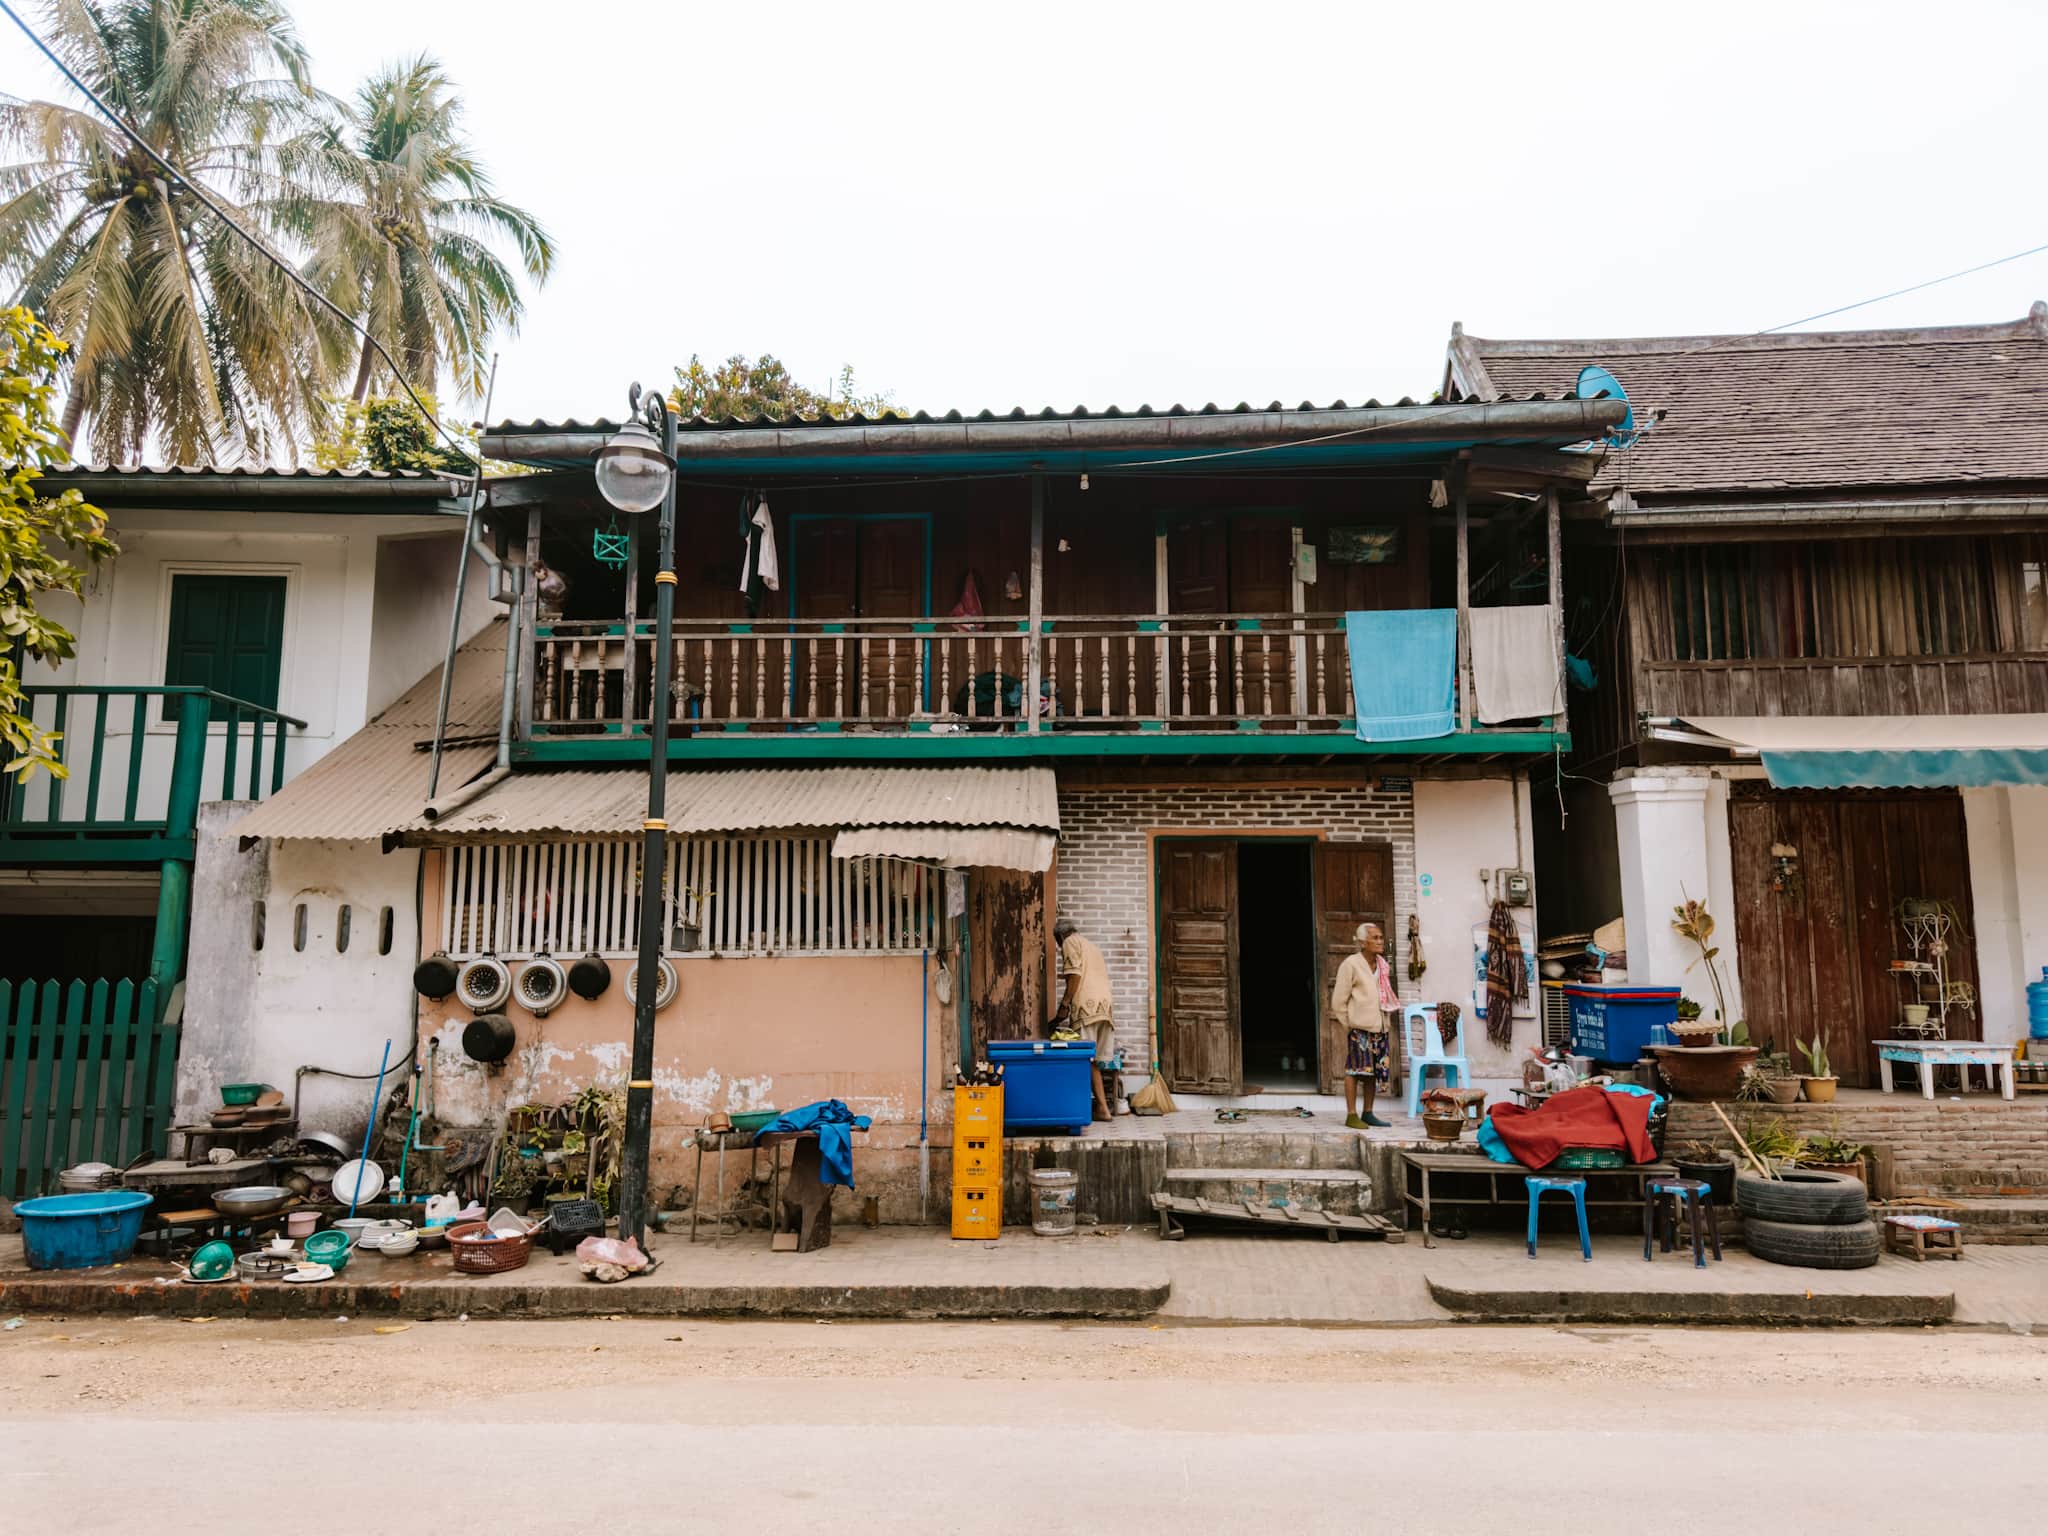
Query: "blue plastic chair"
1403 1002 1472 1117
1525 1174 1592 1260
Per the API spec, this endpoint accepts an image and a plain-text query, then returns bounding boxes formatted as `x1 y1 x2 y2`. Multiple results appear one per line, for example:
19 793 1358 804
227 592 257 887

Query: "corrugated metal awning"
407 770 1064 868
831 825 1056 873
230 622 507 842
1651 714 2048 789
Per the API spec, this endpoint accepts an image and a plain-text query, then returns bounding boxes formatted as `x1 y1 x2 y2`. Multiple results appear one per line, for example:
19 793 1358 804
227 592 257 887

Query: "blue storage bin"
1566 984 1682 1065
16 1189 154 1270
987 1039 1097 1134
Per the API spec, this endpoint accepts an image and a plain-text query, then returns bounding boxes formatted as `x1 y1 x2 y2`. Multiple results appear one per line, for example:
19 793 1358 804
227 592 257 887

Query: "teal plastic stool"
1525 1174 1591 1261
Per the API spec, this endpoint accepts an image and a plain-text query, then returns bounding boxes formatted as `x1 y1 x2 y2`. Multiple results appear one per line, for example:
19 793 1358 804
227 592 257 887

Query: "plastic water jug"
2029 966 2048 1039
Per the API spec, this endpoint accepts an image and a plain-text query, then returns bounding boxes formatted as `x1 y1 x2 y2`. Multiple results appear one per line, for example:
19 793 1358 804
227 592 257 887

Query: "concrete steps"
1880 1198 2048 1246
1159 1129 1376 1217
1160 1166 1373 1217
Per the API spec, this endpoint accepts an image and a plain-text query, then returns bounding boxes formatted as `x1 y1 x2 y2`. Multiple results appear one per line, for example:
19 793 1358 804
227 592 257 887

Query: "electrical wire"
1755 240 2048 335
0 0 473 463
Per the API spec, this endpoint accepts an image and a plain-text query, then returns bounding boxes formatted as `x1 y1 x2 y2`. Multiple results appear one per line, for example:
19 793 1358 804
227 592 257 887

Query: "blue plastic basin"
15 1189 155 1271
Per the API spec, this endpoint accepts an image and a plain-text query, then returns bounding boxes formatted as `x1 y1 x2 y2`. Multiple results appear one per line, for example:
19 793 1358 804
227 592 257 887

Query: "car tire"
1734 1169 1868 1225
1742 1216 1882 1270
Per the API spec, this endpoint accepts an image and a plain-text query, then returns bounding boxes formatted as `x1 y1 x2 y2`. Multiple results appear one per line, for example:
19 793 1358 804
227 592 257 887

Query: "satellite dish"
1574 364 1640 448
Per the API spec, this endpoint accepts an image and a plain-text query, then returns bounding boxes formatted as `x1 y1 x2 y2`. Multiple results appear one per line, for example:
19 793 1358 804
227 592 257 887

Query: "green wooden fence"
0 978 176 1201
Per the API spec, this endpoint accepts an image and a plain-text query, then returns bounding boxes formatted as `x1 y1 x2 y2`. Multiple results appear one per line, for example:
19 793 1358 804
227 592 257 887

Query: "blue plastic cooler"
987 1039 1097 1134
1565 983 1682 1065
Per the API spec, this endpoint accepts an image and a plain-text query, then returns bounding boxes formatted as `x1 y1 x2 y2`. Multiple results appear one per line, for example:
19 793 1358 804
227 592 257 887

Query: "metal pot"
58 1162 119 1194
212 1185 294 1219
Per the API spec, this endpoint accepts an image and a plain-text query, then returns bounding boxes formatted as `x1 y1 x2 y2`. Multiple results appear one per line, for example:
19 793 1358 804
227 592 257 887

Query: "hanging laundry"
1483 900 1528 1048
1345 609 1456 741
1470 604 1562 724
739 493 780 615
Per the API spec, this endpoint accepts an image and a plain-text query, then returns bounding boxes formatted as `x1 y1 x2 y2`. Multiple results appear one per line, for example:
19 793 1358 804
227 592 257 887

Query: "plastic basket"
1553 1148 1626 1171
950 1185 1001 1240
448 1220 534 1274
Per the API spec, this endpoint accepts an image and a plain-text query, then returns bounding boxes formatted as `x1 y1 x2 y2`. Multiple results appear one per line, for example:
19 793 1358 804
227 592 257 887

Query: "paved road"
4 1317 2043 1533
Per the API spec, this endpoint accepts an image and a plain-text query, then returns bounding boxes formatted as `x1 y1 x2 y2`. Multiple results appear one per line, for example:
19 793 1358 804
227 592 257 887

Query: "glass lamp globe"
594 417 672 513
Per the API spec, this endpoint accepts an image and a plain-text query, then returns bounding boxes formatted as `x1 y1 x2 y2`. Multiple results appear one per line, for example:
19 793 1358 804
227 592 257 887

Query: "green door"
163 574 286 719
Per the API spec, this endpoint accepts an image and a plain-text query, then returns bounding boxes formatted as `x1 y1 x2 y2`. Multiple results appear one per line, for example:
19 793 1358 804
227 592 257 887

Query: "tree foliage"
1 307 116 780
670 354 898 421
276 54 554 405
0 0 341 463
313 394 474 476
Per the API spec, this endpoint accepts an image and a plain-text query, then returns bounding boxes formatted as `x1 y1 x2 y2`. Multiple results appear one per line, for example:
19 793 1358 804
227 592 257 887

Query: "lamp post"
595 382 679 1251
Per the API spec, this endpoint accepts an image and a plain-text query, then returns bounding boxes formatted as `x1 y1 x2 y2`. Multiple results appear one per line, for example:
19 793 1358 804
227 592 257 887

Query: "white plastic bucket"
1029 1167 1078 1237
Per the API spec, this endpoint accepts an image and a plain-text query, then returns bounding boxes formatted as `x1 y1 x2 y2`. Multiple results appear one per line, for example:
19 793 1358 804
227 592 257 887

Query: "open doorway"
1235 841 1319 1089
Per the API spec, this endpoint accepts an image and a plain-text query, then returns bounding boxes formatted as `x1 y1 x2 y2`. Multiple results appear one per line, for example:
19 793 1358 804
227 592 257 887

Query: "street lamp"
596 382 678 1253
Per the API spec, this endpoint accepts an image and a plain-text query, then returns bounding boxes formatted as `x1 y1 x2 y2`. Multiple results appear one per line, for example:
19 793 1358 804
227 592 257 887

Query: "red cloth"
1486 1085 1656 1169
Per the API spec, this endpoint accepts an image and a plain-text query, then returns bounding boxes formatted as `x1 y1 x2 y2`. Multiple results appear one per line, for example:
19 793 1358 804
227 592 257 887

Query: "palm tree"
0 0 343 462
286 56 553 404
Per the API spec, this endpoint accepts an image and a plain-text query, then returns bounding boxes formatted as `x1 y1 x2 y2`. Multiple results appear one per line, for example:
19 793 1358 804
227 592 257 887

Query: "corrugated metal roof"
485 392 1599 438
401 765 1059 842
1451 305 2048 498
52 463 451 480
229 621 506 841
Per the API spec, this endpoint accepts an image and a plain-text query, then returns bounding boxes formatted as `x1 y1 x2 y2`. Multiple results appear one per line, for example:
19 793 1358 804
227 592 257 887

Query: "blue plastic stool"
1525 1175 1591 1261
1643 1177 1722 1268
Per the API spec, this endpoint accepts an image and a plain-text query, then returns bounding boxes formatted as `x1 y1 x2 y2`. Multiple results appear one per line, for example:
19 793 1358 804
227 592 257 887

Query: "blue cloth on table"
1346 609 1457 741
752 1099 873 1189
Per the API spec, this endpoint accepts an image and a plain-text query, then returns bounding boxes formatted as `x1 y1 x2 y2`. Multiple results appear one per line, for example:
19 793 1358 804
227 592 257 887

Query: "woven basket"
447 1220 533 1275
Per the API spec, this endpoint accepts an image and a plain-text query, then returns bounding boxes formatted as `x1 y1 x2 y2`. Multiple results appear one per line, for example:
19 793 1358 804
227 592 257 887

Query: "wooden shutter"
1313 841 1394 1094
164 574 285 719
1159 840 1238 1093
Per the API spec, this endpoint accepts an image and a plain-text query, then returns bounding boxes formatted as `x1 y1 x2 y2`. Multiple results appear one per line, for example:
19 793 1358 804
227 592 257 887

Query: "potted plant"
1796 1035 1839 1103
1673 1139 1737 1204
1669 996 1720 1047
1794 1130 1866 1179
1757 1051 1802 1106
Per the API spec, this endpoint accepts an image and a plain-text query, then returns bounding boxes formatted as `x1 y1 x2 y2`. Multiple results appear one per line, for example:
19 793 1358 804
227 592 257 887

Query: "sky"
5 0 2048 430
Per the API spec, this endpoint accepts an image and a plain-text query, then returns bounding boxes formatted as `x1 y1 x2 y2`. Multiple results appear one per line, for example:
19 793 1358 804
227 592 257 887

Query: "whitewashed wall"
1964 784 2048 1046
1411 776 1540 1075
25 507 482 823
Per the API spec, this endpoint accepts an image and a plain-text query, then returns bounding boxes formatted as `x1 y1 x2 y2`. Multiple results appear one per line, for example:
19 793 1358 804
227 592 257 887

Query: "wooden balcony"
1638 654 2048 719
526 613 1560 760
0 686 305 864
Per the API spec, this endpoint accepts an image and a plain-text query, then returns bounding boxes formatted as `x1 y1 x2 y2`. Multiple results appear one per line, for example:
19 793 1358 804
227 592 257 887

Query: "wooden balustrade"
529 612 1477 737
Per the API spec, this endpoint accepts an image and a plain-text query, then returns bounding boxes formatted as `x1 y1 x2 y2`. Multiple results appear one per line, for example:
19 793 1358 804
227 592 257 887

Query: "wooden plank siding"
1620 532 2048 722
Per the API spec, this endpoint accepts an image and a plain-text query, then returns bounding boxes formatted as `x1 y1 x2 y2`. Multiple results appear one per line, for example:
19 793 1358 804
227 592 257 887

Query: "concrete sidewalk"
4 1225 2042 1330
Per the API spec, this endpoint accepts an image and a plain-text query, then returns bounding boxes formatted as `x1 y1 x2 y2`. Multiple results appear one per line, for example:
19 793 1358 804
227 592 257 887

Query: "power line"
0 0 471 462
1758 240 2048 334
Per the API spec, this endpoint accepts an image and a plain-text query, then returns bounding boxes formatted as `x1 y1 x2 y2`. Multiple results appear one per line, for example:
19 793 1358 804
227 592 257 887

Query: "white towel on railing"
1470 605 1562 725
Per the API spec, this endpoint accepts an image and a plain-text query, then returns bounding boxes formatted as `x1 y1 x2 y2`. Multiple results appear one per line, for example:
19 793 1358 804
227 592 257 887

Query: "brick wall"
1054 778 1417 1072
1666 1099 2048 1195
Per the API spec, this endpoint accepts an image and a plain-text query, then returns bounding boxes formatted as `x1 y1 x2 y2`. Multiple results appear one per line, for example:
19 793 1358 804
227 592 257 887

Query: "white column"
1609 771 1715 1001
1966 785 2048 1045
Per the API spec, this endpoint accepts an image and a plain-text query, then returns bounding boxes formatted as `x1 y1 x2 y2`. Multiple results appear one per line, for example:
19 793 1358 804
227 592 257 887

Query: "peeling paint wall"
175 828 422 1140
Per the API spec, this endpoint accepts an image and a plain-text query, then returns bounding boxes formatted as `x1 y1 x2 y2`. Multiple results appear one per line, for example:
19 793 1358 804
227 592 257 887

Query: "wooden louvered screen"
1644 535 2047 662
439 837 945 959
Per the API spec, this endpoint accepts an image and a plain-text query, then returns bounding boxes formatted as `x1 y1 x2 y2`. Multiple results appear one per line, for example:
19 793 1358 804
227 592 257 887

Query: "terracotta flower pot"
1802 1076 1839 1104
1645 1045 1759 1101
1763 1077 1804 1106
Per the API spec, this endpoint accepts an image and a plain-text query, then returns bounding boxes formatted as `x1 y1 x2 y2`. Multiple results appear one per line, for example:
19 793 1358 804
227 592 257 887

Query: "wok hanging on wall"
413 951 459 1000
462 1012 517 1065
567 952 612 1000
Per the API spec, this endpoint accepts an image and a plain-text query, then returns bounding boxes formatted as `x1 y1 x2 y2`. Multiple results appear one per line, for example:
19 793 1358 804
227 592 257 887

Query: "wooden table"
1875 1040 2017 1100
1400 1150 1675 1248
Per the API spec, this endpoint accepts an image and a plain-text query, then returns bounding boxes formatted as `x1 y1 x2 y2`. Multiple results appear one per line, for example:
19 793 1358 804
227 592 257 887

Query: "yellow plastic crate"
955 1134 1001 1184
950 1184 1001 1240
952 1084 1003 1143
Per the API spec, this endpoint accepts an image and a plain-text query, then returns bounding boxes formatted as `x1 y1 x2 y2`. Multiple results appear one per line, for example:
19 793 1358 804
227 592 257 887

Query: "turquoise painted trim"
517 729 1569 764
0 835 195 865
1761 747 2048 790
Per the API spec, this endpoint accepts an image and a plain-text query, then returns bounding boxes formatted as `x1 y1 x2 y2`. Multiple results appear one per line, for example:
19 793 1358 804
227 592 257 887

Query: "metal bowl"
212 1185 294 1218
298 1132 350 1160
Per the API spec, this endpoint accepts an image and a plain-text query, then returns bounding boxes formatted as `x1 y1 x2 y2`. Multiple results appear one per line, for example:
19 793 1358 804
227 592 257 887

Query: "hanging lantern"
592 515 630 570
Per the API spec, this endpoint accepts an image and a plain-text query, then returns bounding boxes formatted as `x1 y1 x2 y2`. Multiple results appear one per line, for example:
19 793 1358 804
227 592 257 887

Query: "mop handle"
349 1038 393 1219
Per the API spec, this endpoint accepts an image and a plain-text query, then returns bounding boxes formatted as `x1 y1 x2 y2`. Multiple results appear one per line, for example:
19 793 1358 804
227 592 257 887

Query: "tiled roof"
1449 304 2048 498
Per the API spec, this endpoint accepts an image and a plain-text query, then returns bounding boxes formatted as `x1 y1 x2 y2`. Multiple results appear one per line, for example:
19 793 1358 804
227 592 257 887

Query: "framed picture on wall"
1326 523 1403 565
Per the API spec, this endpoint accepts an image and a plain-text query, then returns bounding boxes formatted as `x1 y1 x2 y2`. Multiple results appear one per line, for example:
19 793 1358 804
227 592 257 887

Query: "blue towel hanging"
1346 609 1457 741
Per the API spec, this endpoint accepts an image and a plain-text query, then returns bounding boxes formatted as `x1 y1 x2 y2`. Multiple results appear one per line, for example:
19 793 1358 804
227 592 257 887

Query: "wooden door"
1167 517 1228 721
968 867 1047 1057
1314 841 1395 1094
792 517 927 720
1229 518 1295 720
1729 787 1976 1087
1159 841 1239 1093
858 518 924 719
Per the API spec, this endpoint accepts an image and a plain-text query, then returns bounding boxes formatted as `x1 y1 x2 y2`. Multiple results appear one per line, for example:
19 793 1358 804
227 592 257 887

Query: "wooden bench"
1875 1040 2016 1100
1884 1214 1963 1262
1400 1150 1675 1248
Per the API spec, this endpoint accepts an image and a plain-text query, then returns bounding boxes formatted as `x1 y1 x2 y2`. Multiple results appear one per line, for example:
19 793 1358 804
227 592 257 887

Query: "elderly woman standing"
1329 921 1397 1129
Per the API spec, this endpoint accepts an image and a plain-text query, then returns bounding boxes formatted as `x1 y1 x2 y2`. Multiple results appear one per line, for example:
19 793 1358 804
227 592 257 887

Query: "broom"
1128 1009 1177 1116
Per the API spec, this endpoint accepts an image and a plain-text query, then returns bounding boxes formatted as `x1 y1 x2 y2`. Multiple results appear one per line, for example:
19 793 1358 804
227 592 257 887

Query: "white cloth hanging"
1469 604 1561 724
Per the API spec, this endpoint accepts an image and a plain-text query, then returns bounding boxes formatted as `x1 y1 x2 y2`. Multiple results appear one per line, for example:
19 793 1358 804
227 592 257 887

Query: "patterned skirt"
1345 1028 1391 1087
